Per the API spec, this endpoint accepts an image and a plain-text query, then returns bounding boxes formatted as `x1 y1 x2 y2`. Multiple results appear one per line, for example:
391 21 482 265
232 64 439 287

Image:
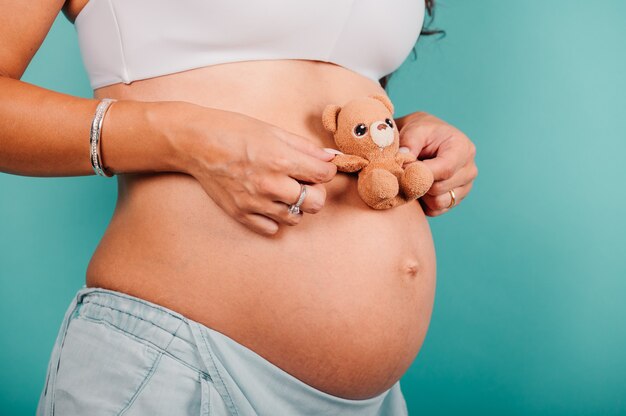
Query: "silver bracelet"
90 98 117 177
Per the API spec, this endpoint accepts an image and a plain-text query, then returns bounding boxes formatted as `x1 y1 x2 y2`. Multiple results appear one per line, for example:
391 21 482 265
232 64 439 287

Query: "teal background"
1 1 625 414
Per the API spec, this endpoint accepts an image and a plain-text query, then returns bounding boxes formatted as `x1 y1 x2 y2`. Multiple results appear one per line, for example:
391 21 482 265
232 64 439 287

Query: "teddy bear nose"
370 120 395 148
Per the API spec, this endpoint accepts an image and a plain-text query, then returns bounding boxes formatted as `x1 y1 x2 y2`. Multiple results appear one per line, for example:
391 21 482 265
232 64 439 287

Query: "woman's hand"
166 102 338 236
395 111 478 216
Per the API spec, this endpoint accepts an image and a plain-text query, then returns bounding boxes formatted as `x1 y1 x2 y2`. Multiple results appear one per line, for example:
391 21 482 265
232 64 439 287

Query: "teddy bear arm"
332 154 370 172
395 152 417 166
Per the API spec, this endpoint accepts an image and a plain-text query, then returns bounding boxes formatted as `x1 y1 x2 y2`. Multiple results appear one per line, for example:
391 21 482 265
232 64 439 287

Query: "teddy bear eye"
353 124 368 138
385 118 394 128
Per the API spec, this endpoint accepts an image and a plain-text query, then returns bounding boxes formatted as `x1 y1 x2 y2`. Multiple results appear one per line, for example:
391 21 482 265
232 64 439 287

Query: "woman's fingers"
275 129 337 162
279 182 327 214
252 174 326 214
426 162 478 197
239 212 280 236
278 147 337 184
231 142 334 235
246 185 324 231
420 181 474 216
241 175 326 231
417 139 477 217
419 137 470 182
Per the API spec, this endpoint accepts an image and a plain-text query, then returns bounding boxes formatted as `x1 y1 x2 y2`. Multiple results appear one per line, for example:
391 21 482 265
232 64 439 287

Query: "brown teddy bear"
322 95 434 210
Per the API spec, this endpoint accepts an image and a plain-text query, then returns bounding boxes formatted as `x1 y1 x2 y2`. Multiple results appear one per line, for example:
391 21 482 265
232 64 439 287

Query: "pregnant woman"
1 0 477 415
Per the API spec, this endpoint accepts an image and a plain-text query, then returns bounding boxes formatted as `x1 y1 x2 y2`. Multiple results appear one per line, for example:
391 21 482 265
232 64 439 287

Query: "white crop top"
74 0 425 90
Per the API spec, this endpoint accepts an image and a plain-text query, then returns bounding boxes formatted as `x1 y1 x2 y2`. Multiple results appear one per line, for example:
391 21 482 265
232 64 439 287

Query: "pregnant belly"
88 171 436 399
87 60 437 399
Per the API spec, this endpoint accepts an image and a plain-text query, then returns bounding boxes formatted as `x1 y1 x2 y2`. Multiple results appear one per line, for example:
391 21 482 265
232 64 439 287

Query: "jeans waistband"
41 285 405 416
74 286 210 377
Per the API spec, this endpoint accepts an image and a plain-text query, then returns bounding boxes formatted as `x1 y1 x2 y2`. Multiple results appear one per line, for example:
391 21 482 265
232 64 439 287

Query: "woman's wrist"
144 100 230 177
143 100 196 174
100 99 207 175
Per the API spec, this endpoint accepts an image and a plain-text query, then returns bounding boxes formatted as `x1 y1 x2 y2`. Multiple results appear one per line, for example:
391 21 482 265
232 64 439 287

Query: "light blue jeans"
36 285 409 415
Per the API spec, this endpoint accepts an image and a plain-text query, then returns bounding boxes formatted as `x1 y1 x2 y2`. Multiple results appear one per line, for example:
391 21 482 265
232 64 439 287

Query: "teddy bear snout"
370 120 394 148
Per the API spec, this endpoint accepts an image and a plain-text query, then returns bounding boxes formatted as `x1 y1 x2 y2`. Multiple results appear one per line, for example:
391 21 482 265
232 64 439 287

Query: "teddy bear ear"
322 104 342 133
370 94 394 114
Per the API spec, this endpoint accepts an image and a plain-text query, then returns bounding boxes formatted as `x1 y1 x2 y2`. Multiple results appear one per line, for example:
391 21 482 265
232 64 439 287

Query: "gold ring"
447 189 457 209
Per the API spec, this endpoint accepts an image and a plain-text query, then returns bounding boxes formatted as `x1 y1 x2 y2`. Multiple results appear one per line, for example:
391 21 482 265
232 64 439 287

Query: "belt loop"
187 320 240 416
38 285 91 416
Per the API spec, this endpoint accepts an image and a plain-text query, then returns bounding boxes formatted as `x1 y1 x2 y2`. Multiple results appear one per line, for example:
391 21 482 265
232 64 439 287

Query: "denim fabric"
36 285 409 416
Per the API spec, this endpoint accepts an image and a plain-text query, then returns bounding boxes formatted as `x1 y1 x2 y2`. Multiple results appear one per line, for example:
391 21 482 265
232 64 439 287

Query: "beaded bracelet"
89 98 117 177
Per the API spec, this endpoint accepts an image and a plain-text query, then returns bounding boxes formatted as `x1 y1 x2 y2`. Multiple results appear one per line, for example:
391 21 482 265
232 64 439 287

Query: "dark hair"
379 0 444 89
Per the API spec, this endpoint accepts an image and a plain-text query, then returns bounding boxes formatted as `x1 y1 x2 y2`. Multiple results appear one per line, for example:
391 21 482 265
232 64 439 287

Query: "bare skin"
86 60 437 400
2 0 439 401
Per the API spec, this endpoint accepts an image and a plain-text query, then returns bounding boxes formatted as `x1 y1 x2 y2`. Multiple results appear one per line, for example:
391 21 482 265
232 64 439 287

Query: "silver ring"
288 183 307 215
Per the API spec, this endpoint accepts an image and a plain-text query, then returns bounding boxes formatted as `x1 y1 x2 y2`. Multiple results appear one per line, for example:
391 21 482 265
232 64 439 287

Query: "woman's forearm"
0 76 188 177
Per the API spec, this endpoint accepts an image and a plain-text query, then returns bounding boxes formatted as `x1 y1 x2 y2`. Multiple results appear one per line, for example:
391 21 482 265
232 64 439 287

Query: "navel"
402 258 420 279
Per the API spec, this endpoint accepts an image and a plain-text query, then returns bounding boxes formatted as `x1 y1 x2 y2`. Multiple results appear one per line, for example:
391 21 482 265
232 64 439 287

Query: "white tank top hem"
74 0 426 90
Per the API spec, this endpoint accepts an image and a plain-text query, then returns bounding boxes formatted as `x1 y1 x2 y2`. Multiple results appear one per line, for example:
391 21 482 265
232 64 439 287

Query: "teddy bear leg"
358 168 399 208
373 195 407 210
400 161 435 200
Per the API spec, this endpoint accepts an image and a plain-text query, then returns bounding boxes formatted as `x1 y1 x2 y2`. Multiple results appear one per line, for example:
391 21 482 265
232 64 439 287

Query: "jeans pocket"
51 316 162 416
122 355 212 416
199 374 233 416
